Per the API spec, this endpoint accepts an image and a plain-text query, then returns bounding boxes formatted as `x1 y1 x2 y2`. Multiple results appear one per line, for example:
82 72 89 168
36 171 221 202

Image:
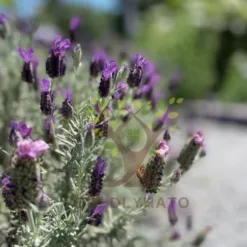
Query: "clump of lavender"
127 53 146 88
88 156 108 197
40 78 55 116
98 60 118 98
46 35 70 78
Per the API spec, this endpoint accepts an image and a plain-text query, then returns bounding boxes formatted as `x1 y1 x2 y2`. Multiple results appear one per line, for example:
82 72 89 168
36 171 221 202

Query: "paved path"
136 119 247 247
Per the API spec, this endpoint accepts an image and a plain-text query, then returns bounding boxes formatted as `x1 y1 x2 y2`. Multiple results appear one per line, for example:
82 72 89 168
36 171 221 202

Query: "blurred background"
2 0 247 102
1 0 247 246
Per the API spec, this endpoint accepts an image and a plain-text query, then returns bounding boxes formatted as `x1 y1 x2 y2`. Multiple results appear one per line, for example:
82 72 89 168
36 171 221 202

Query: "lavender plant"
0 15 210 247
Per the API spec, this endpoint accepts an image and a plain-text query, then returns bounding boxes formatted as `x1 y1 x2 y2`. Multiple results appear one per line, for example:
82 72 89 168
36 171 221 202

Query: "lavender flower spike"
0 13 7 25
69 16 80 42
61 88 73 119
69 16 80 31
18 47 34 83
98 60 118 98
40 78 55 116
168 198 178 226
90 50 107 78
87 203 107 226
177 131 205 173
137 141 169 193
88 156 108 196
46 35 71 78
127 53 147 88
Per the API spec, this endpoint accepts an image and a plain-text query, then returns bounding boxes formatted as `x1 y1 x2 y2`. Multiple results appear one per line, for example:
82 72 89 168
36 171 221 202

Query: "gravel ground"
136 119 247 247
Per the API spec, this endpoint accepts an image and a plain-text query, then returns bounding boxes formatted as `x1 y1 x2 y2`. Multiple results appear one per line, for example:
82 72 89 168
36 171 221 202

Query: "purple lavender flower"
88 156 108 196
1 175 16 210
177 131 205 173
69 16 80 42
154 140 170 159
170 231 181 241
152 108 171 132
150 91 161 110
113 82 127 100
35 192 51 209
137 141 169 193
46 35 70 78
168 198 178 226
8 121 32 145
143 60 156 82
60 88 73 119
40 79 55 116
127 53 146 88
16 139 49 159
0 13 7 25
98 60 118 98
90 50 108 78
193 131 204 146
18 47 34 83
87 203 107 226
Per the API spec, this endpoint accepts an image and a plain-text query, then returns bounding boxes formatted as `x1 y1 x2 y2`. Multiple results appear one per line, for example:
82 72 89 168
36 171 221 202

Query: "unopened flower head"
60 88 73 119
87 203 107 226
46 35 70 78
40 79 55 116
18 47 35 83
